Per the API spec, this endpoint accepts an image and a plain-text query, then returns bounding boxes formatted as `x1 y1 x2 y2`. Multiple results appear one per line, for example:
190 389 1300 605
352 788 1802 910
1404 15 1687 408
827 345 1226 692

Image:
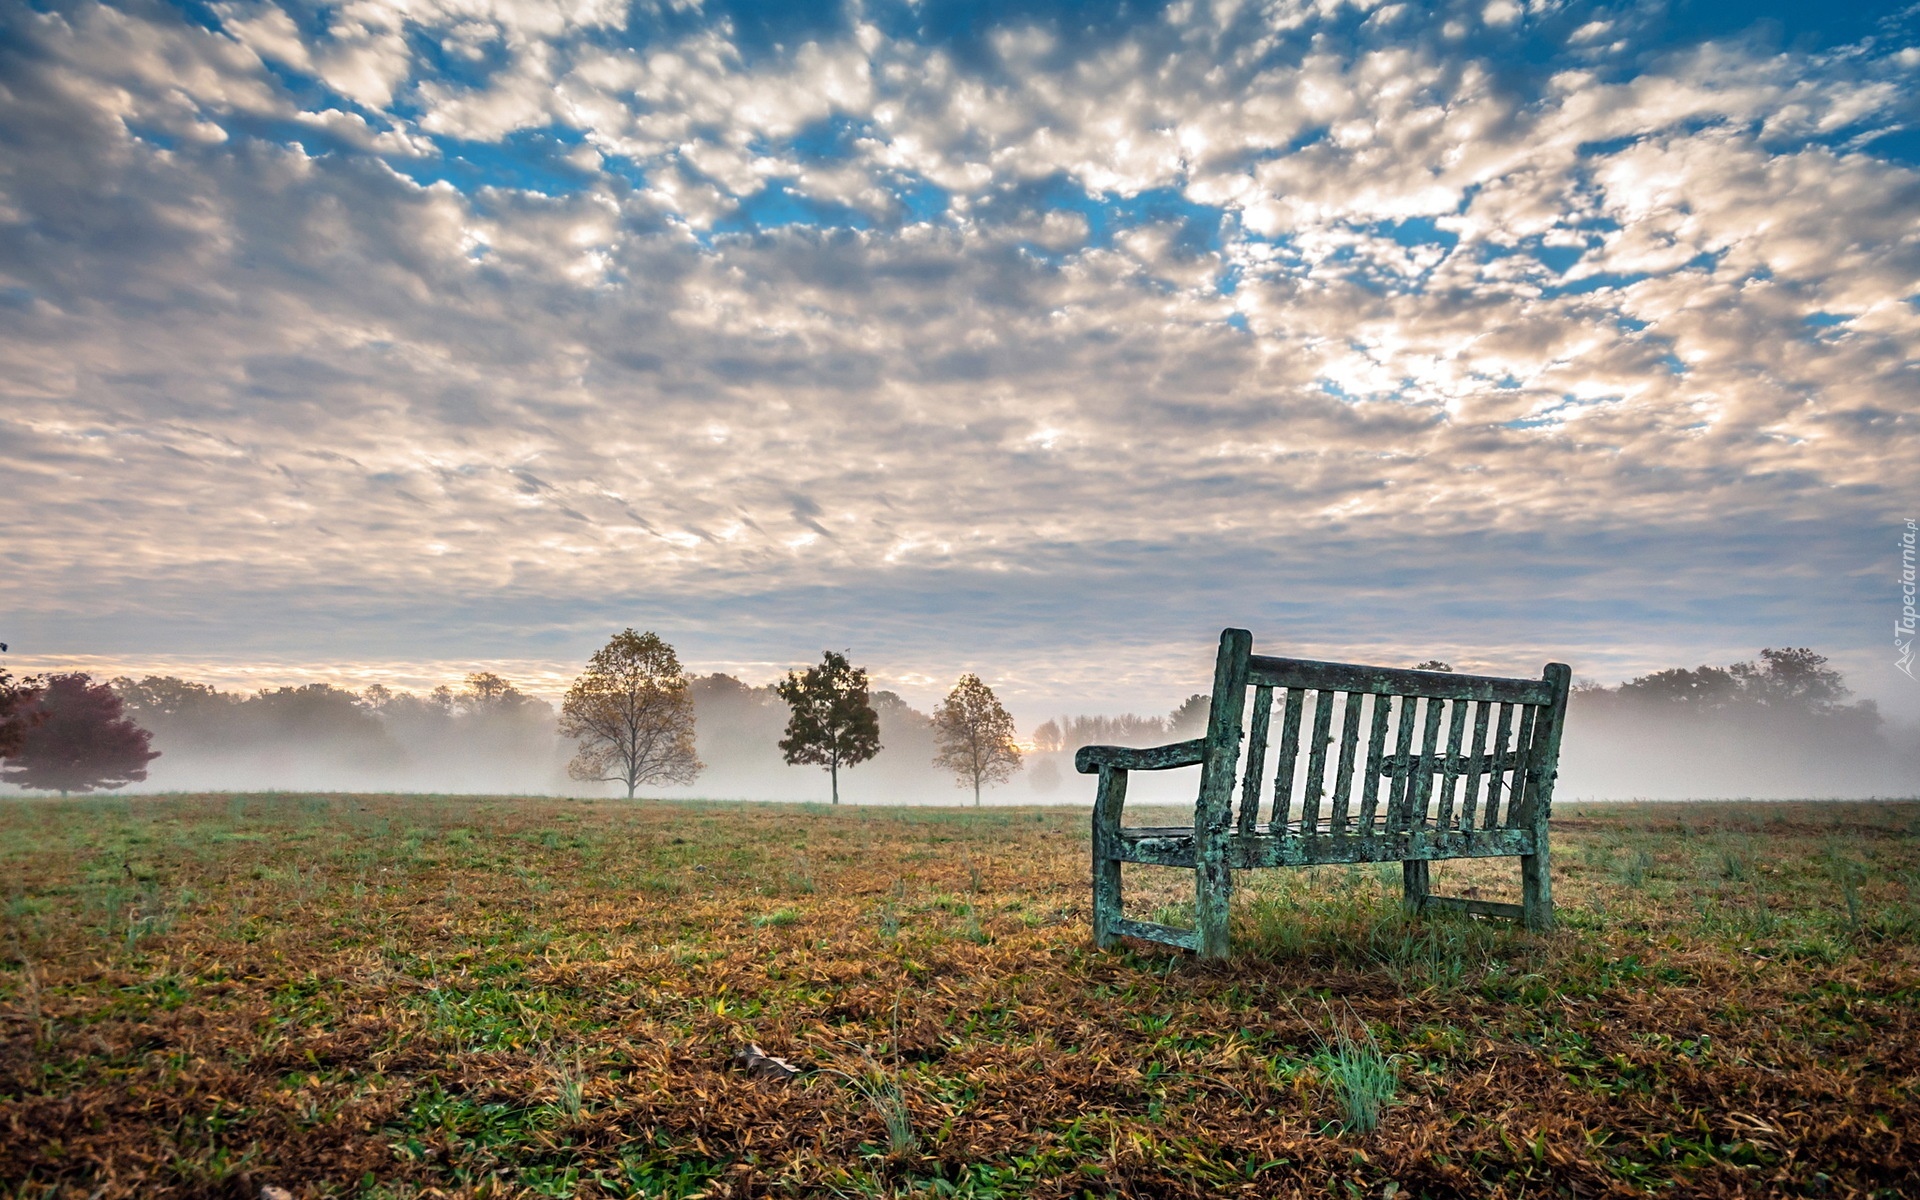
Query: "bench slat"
1111 826 1538 867
1438 699 1469 828
1387 696 1419 832
1483 703 1514 830
1359 693 1391 830
1503 704 1537 828
1106 916 1201 951
1411 696 1445 830
1270 688 1305 830
1238 685 1272 837
1247 655 1555 704
1301 689 1334 833
1510 702 1541 828
1460 700 1492 829
1329 691 1364 830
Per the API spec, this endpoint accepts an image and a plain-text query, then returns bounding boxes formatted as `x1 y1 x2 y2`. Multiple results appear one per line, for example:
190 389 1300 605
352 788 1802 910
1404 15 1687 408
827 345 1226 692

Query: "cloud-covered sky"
3 0 1918 722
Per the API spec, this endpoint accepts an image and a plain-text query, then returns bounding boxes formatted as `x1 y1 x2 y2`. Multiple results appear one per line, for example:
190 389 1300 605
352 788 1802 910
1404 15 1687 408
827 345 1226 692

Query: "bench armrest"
1075 739 1207 774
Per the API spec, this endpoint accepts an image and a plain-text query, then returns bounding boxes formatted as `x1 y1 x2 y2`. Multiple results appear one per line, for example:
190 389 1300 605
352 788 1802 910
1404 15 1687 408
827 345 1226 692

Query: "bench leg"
1194 828 1232 959
1521 831 1553 931
1402 859 1430 912
1091 768 1126 950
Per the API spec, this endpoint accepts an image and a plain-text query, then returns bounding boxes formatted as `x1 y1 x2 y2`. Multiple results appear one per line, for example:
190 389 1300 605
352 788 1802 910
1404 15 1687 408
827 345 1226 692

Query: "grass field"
1 794 1917 1199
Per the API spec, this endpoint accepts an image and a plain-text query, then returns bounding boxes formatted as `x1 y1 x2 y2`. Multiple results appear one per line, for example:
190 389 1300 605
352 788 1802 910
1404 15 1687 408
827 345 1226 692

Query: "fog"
2 651 1913 803
1555 696 1918 801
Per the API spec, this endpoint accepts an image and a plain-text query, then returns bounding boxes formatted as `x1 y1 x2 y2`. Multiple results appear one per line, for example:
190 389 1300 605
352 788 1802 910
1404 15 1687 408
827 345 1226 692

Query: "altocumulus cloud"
1 0 1917 719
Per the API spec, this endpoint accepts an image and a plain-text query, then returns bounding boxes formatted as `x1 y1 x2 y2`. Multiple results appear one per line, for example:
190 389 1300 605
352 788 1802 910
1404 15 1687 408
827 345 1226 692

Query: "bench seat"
1113 825 1540 868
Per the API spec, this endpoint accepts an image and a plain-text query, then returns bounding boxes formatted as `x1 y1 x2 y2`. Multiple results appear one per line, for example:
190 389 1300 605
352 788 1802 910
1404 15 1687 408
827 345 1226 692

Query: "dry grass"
1 793 1916 1198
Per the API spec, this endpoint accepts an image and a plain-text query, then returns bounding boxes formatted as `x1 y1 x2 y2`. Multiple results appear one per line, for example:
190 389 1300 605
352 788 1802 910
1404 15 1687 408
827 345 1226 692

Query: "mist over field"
20 654 1909 803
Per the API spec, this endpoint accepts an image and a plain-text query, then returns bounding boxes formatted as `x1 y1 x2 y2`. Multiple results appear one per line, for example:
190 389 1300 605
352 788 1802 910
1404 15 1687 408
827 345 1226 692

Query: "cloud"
1 0 1917 733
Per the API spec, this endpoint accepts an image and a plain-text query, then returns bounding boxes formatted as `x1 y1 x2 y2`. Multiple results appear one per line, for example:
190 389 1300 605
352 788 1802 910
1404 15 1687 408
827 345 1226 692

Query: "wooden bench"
1077 629 1571 958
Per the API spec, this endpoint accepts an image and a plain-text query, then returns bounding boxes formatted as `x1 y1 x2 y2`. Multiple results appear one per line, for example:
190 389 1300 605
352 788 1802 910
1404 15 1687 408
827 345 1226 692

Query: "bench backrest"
1196 630 1571 838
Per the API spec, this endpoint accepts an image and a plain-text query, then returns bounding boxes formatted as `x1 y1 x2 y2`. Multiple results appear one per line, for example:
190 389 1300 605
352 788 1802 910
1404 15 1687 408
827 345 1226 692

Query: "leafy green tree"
561 630 701 798
933 674 1022 806
776 651 881 805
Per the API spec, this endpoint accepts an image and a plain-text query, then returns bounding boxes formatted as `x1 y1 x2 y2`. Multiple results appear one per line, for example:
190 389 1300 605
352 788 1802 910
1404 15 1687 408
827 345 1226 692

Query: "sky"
2 0 1918 726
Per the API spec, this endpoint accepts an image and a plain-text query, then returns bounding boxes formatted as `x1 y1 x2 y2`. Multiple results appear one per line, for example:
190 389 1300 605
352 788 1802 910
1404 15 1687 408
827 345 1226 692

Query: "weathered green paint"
1412 696 1445 828
1085 628 1571 958
1238 686 1272 837
1301 690 1333 833
1461 700 1491 829
1329 691 1363 829
1112 824 1538 868
1076 739 1206 772
1246 655 1556 704
1090 765 1127 949
1358 695 1390 828
1439 699 1468 828
1387 695 1418 832
1520 662 1570 931
1271 688 1304 829
1402 858 1430 910
1486 702 1515 826
1193 629 1252 958
1106 915 1201 951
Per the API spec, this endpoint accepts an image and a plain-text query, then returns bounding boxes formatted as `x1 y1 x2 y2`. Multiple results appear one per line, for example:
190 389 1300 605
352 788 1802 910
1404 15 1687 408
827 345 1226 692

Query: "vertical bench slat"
1386 694 1420 832
1329 691 1364 832
1270 688 1306 830
1505 704 1540 828
1438 698 1469 828
1460 700 1492 829
1409 695 1446 828
1300 690 1334 833
1238 686 1273 837
1482 702 1514 830
1500 705 1537 828
1358 694 1391 831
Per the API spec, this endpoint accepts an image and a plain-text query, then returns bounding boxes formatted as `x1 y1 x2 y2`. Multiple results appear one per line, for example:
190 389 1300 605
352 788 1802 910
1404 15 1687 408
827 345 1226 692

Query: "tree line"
0 639 1903 799
0 631 1041 802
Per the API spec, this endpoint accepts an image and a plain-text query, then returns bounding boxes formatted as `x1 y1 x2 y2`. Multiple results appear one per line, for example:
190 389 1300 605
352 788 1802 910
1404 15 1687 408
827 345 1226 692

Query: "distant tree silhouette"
1412 660 1454 673
1038 712 1170 751
933 674 1022 806
561 630 701 798
1612 648 1856 716
2 673 159 795
1168 693 1211 736
459 671 533 712
777 651 881 805
0 667 44 760
111 675 230 725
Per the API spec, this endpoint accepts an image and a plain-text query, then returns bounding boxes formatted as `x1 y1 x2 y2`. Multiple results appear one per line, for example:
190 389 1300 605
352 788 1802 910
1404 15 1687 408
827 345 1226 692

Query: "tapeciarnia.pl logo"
1899 519 1917 680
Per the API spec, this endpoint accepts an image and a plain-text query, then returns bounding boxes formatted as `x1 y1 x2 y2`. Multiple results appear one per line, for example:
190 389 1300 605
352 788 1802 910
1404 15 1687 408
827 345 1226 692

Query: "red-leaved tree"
0 668 44 759
1 673 160 795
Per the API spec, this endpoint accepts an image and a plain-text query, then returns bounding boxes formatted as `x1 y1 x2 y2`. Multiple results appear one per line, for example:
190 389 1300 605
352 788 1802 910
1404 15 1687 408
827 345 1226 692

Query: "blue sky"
1 0 1917 723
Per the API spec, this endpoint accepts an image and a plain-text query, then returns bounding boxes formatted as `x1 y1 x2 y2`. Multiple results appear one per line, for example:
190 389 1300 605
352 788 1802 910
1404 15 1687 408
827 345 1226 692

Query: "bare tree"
932 674 1022 806
561 630 701 798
